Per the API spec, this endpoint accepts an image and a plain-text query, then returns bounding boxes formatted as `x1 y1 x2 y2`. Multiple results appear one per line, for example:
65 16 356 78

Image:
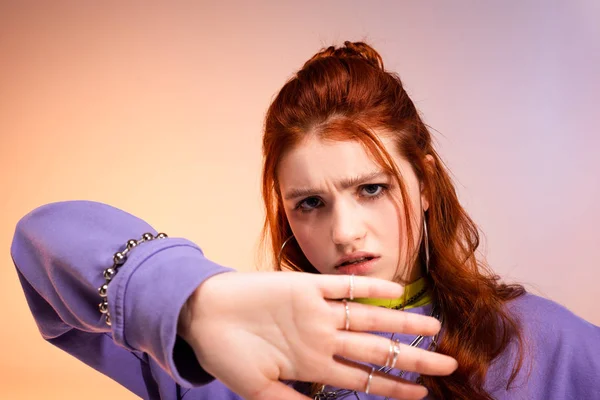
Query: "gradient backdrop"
1 1 598 398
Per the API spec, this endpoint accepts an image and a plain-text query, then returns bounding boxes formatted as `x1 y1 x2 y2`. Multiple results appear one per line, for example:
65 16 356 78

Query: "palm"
179 272 457 400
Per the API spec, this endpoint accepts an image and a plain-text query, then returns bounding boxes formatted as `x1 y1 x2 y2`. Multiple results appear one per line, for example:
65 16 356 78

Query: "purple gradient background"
1 1 598 398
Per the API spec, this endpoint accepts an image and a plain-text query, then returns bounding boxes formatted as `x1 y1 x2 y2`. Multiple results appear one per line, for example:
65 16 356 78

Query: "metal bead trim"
98 232 168 326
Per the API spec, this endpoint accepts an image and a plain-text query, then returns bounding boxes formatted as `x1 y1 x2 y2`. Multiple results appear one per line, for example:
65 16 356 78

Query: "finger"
321 357 428 400
328 300 441 336
313 274 404 300
335 331 458 376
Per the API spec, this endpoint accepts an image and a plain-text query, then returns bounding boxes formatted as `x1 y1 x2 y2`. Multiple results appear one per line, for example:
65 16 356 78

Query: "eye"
360 184 388 199
295 196 323 212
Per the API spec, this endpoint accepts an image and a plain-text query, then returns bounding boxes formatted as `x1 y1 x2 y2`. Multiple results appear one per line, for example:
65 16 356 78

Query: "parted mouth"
335 252 378 268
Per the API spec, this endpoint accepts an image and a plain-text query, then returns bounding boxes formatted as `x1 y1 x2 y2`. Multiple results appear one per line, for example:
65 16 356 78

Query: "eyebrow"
284 171 389 200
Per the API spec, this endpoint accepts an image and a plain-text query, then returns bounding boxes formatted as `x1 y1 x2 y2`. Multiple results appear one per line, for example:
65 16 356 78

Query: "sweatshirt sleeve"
10 200 236 394
485 293 600 400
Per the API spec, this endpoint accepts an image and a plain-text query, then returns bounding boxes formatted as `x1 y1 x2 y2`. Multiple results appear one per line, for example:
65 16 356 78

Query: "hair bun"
303 41 384 70
342 41 384 70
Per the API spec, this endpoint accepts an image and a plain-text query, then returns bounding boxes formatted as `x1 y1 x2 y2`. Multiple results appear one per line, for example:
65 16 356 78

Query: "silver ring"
343 299 350 330
349 274 355 300
384 339 394 368
390 340 401 369
365 366 375 394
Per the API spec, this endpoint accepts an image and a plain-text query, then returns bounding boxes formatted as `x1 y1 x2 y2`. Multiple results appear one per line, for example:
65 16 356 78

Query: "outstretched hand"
178 271 457 400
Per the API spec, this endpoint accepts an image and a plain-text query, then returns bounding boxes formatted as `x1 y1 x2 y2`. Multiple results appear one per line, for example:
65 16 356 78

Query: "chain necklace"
391 286 428 310
313 305 441 400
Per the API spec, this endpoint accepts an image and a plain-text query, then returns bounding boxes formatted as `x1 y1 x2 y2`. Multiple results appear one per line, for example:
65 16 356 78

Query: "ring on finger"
343 299 350 330
389 339 401 369
365 366 375 394
384 339 394 367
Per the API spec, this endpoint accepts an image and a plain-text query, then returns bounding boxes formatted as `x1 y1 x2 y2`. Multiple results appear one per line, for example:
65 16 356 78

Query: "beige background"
1 1 598 398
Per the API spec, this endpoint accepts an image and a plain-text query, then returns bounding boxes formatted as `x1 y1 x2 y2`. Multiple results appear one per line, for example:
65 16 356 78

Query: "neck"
396 258 424 285
353 276 431 310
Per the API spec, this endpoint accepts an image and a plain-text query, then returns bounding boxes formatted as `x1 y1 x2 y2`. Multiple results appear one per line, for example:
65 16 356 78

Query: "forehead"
277 135 400 187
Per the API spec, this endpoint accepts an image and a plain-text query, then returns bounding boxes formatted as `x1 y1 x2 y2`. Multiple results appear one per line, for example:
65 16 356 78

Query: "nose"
330 200 366 247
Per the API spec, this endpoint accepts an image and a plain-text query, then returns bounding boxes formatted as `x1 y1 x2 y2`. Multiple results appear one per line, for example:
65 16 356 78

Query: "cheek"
372 196 412 262
287 216 330 271
390 181 423 235
374 196 404 234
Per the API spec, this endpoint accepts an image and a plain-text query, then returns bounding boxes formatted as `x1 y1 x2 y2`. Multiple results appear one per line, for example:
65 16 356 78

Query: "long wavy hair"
260 41 526 399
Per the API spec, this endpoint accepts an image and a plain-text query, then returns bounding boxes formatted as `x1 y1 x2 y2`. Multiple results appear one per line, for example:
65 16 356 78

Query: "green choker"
352 277 431 310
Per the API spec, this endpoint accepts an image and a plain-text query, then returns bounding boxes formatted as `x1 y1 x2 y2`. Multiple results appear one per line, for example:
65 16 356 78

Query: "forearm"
11 200 235 387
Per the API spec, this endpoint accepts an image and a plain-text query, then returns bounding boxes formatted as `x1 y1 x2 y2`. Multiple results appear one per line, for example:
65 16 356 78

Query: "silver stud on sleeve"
98 232 168 326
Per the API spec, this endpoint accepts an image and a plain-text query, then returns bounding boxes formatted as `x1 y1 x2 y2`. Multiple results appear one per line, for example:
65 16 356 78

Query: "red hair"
260 41 526 399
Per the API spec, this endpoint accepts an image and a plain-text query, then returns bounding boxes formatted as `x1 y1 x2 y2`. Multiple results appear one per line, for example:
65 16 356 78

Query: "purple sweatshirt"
10 201 600 399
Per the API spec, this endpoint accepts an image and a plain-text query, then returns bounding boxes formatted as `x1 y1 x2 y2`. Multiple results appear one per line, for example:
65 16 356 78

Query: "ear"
420 155 435 212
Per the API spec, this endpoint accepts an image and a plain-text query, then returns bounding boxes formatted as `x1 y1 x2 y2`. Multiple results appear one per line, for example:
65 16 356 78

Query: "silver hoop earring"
422 213 430 275
277 235 295 268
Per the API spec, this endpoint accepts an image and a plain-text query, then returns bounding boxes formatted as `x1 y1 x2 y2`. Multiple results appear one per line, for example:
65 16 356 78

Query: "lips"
335 252 379 268
335 255 380 275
